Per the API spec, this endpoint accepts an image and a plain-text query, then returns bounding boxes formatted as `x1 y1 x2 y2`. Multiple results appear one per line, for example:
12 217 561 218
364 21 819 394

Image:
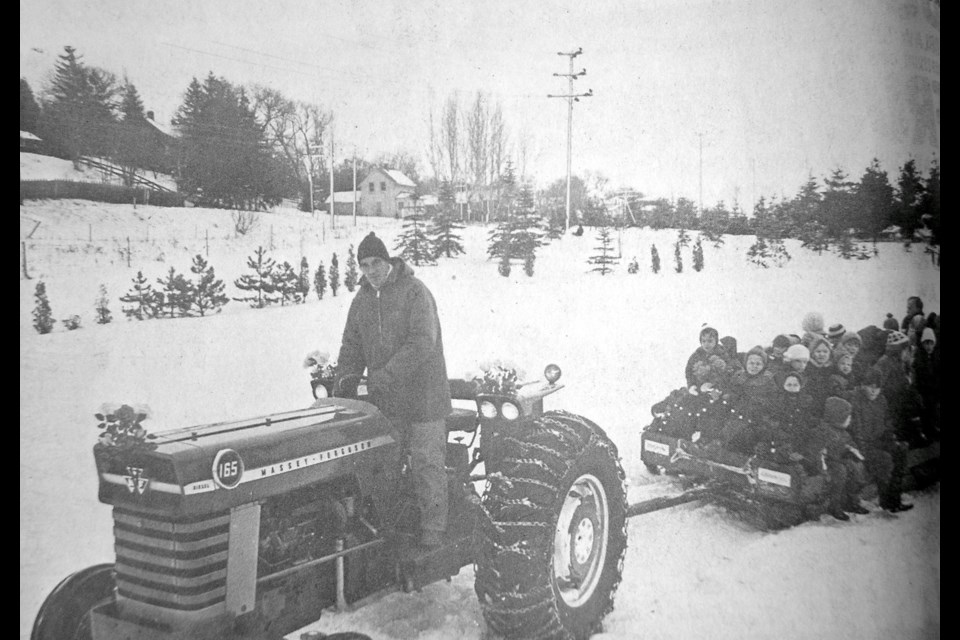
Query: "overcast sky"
20 0 940 208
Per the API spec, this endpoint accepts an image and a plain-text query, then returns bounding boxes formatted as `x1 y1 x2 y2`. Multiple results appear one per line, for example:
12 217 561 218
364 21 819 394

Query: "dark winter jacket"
803 360 834 418
684 345 734 390
762 390 816 455
337 258 452 421
807 420 860 472
846 388 895 454
724 350 778 420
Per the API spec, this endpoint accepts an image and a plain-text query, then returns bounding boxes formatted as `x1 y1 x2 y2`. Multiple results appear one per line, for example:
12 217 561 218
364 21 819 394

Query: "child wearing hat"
755 371 817 470
913 327 940 441
804 335 835 418
875 331 925 447
685 324 733 399
807 396 869 520
847 368 913 513
829 350 857 397
765 334 793 378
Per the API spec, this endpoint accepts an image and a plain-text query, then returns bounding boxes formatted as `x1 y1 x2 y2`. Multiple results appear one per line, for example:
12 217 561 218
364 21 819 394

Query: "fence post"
127 236 131 268
89 223 92 242
21 242 30 279
205 229 209 257
270 225 275 251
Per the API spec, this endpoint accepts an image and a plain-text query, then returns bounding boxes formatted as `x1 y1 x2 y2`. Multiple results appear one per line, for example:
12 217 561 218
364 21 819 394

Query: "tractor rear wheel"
31 564 115 640
475 411 628 640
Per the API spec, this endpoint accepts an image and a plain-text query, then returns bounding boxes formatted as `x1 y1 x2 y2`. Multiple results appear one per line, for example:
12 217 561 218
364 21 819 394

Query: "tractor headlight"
500 401 521 421
479 401 499 419
312 381 329 399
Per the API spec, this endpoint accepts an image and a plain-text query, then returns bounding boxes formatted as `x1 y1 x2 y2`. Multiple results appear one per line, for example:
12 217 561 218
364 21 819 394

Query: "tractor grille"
113 506 230 611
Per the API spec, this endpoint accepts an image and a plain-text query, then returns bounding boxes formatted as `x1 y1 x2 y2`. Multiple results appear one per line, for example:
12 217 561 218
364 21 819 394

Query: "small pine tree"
588 226 619 275
120 271 160 320
651 245 661 274
275 261 303 305
62 314 82 330
344 246 359 292
314 261 327 300
329 253 340 297
95 284 112 324
676 228 692 249
627 257 639 274
427 213 466 259
746 237 770 268
189 254 229 316
156 267 195 318
234 246 280 308
674 242 684 273
298 256 311 302
394 215 436 266
33 281 55 334
692 237 705 272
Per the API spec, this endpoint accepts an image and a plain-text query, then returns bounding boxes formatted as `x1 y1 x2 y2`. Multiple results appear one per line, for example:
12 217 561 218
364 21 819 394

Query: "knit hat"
784 344 810 363
882 313 899 331
778 371 804 390
921 327 937 345
833 349 853 366
788 334 802 345
885 330 910 352
823 396 852 428
699 323 719 340
862 366 883 388
772 334 792 350
802 312 825 335
745 346 767 370
357 232 390 262
839 332 862 351
827 323 846 341
720 335 738 354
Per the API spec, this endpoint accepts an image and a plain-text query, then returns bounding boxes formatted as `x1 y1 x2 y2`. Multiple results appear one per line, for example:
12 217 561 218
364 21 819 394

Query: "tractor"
32 363 630 640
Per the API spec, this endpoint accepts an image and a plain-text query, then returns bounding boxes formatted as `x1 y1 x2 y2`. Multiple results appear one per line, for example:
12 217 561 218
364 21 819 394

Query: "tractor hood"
94 399 398 517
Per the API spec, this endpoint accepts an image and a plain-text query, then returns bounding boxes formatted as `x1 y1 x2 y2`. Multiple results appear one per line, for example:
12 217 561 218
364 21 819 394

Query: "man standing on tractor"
336 232 452 548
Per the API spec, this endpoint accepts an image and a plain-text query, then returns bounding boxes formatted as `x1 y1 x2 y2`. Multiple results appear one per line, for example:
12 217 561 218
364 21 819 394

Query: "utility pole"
697 132 704 216
548 48 592 232
352 151 358 226
305 144 323 218
329 127 336 229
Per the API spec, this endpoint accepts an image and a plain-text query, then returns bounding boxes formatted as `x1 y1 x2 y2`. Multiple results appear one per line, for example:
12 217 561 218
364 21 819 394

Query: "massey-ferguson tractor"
32 364 631 640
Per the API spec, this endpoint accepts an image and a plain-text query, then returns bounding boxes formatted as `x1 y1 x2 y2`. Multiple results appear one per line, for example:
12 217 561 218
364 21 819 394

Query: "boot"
827 507 850 521
886 502 914 513
845 501 870 515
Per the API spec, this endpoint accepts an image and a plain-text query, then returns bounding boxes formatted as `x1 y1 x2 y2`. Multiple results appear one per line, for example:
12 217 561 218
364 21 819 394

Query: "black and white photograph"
21 1 939 639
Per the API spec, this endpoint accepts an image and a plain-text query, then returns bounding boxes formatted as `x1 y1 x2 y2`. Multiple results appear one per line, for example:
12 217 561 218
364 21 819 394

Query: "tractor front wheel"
31 564 115 640
475 411 628 640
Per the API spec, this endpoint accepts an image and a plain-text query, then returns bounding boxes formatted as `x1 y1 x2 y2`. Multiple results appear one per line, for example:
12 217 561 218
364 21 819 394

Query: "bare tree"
441 94 461 184
466 91 489 188
488 102 507 186
253 86 331 190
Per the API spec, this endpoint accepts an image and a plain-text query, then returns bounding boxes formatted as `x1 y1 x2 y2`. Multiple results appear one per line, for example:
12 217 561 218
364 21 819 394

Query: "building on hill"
360 167 417 218
20 130 43 153
325 190 363 217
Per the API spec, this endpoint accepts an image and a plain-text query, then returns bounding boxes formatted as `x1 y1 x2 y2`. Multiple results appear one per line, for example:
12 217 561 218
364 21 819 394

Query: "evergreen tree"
173 73 283 209
588 226 618 275
394 215 436 266
189 254 229 316
894 159 925 239
94 284 112 324
523 254 535 277
751 196 792 267
314 261 327 300
329 253 340 297
699 202 727 247
676 227 692 249
274 261 303 305
41 46 118 161
855 158 895 240
627 257 639 274
344 246 359 291
156 267 194 318
651 244 661 274
798 220 831 254
746 237 770 268
33 281 55 334
62 315 82 331
299 256 312 301
919 159 941 251
427 213 466 259
120 271 160 320
20 78 41 134
673 242 683 273
821 167 857 238
114 80 155 184
119 81 146 122
692 236 705 272
234 246 279 308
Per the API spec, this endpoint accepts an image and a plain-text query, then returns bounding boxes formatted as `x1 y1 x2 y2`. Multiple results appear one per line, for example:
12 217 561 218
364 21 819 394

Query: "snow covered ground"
20 151 178 191
20 195 939 640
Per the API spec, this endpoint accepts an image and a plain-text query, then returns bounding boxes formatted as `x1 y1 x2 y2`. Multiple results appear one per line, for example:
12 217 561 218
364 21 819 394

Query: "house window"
381 182 387 192
369 182 375 193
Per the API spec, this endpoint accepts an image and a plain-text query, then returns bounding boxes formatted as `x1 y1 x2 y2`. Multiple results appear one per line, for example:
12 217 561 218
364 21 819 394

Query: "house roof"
20 130 42 142
145 117 180 139
384 169 417 188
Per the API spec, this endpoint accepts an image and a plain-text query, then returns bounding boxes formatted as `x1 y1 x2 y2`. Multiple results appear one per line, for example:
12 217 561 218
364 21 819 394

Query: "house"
360 167 417 218
20 130 43 153
142 112 181 175
325 190 363 217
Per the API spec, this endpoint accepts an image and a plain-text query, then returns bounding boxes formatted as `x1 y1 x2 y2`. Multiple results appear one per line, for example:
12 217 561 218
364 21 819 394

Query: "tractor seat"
446 407 478 433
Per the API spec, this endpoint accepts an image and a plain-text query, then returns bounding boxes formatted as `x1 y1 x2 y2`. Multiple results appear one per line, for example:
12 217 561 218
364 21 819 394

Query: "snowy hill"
19 199 940 640
20 151 178 191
